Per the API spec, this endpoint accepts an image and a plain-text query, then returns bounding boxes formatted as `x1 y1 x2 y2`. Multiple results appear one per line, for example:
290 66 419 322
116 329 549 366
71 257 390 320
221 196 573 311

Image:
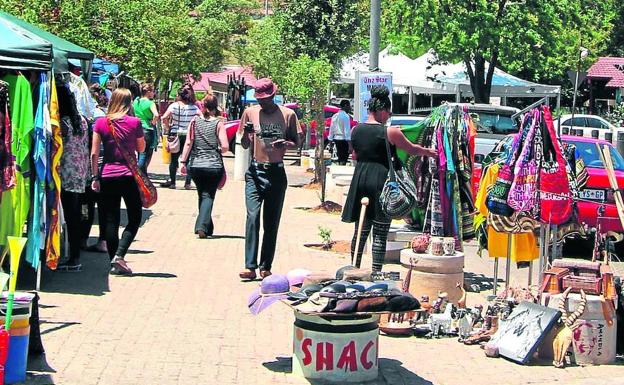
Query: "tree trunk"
312 96 326 202
464 53 496 104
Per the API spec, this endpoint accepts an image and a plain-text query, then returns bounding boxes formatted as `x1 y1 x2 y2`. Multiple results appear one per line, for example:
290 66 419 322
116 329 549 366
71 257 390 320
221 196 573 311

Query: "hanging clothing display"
26 73 50 268
68 72 96 121
0 79 14 194
398 105 477 245
45 79 62 269
0 73 34 246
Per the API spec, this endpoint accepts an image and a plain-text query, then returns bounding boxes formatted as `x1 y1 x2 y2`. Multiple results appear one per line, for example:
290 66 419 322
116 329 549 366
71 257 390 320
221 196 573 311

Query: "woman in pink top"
91 88 146 275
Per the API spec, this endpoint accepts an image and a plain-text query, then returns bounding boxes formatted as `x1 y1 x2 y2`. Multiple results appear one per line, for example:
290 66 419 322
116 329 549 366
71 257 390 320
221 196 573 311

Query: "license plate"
579 189 605 201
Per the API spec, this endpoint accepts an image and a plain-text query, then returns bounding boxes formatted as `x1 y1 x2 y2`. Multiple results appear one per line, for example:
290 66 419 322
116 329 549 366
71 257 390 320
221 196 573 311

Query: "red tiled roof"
587 57 624 88
192 66 258 91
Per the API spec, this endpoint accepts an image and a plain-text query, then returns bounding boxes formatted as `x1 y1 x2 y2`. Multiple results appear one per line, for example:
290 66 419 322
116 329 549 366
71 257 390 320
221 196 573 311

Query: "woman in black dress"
342 86 435 271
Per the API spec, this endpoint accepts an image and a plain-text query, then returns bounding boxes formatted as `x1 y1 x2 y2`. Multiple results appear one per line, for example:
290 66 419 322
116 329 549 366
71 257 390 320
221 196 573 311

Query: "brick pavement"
25 156 623 385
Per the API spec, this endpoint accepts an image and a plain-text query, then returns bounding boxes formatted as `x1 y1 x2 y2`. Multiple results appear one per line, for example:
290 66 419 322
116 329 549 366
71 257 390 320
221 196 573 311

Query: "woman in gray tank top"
179 94 229 238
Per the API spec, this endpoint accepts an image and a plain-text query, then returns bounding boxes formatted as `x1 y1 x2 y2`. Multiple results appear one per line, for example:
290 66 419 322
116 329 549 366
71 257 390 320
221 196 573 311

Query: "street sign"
567 70 587 89
354 72 392 122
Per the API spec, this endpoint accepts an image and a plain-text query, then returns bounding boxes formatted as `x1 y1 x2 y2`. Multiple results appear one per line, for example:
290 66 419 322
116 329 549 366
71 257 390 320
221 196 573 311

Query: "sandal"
57 263 82 272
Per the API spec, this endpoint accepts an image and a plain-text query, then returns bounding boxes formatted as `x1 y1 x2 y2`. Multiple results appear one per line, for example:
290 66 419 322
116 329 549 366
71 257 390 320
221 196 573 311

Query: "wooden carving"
552 288 587 368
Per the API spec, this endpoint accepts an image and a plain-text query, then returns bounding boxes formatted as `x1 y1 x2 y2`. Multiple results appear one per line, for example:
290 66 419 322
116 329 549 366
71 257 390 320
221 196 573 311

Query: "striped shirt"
167 102 200 135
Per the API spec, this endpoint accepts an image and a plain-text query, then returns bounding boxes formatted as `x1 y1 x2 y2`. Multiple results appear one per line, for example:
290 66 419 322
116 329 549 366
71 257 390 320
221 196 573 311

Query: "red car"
474 135 624 233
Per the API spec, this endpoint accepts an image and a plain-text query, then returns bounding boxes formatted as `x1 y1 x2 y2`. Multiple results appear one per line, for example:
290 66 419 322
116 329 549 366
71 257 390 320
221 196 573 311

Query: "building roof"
192 66 258 92
587 57 624 88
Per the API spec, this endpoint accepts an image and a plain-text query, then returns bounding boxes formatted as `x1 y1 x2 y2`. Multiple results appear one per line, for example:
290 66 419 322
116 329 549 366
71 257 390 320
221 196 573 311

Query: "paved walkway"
26 157 623 385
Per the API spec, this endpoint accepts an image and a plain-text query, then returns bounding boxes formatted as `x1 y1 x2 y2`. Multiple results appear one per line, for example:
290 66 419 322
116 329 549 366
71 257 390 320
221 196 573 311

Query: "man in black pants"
328 100 352 165
238 79 301 280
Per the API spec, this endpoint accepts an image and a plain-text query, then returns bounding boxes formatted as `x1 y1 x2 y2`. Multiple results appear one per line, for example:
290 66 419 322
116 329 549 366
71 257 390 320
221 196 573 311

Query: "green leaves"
0 0 257 83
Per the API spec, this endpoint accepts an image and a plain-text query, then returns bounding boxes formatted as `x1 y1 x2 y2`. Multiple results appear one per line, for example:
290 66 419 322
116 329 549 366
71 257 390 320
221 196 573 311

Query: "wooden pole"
353 197 370 268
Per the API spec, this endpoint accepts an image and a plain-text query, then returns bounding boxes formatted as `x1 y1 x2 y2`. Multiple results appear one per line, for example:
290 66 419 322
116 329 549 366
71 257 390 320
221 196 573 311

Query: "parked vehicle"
474 134 624 234
555 114 624 141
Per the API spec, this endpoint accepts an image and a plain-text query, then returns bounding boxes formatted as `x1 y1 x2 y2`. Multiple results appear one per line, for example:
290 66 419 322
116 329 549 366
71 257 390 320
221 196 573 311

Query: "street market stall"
0 11 97 383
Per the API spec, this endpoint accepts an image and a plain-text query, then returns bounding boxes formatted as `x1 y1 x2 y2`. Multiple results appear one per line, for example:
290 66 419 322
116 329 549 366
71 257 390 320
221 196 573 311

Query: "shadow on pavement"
27 353 56 384
464 271 501 293
40 252 111 296
263 357 434 384
125 249 154 255
121 272 177 278
39 320 81 336
209 234 245 240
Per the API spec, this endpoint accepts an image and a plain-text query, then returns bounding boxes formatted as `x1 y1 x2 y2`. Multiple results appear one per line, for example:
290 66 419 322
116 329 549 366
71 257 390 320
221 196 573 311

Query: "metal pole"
369 0 381 71
538 224 545 286
505 234 512 290
492 258 499 296
528 261 533 287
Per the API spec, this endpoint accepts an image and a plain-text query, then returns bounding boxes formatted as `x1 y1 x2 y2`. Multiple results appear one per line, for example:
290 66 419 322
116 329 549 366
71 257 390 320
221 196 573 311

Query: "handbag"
539 106 572 224
379 128 418 219
508 109 540 212
107 118 158 208
167 135 180 153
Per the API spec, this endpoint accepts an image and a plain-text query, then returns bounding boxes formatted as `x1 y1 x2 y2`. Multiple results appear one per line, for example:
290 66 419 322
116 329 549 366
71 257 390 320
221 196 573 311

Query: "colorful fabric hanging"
0 74 34 246
45 79 62 270
0 80 14 195
26 73 50 269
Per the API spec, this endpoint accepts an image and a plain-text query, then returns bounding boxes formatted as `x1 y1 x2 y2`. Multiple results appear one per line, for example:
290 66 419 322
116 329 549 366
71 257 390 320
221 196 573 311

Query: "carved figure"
432 291 448 314
456 282 466 308
552 288 587 368
429 303 454 337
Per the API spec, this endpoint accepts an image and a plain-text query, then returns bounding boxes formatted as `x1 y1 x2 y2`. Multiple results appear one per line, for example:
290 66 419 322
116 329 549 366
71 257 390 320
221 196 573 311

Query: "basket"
562 275 603 295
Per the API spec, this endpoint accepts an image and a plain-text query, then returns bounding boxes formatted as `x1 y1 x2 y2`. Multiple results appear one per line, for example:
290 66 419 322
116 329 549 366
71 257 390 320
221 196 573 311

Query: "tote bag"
539 107 572 224
380 129 418 219
107 119 158 208
508 109 539 212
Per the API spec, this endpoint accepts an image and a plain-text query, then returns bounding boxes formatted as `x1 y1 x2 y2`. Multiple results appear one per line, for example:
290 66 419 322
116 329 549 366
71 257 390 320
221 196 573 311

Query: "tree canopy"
0 0 256 82
381 0 616 103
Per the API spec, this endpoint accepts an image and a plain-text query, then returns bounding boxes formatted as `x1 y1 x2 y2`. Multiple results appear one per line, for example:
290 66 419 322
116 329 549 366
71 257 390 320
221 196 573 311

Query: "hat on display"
320 283 347 294
302 273 335 286
295 292 331 313
356 297 389 312
329 299 360 313
335 265 357 280
386 293 421 312
342 269 373 282
365 283 389 292
287 268 312 288
254 78 277 99
346 284 366 293
288 284 323 300
248 274 290 315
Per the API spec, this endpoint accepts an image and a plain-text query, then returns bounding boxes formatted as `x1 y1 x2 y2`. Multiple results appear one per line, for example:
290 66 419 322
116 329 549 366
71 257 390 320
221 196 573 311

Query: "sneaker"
160 180 175 188
184 183 192 190
197 230 207 239
111 257 132 275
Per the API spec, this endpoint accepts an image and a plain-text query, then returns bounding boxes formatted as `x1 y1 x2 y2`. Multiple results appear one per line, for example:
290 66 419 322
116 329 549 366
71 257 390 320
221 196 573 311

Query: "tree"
0 0 256 82
281 55 333 200
382 0 616 103
275 0 365 66
607 1 624 56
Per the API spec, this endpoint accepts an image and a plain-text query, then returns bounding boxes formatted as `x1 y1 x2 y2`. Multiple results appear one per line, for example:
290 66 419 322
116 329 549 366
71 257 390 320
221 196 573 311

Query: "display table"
292 310 380 382
400 249 465 303
387 224 421 242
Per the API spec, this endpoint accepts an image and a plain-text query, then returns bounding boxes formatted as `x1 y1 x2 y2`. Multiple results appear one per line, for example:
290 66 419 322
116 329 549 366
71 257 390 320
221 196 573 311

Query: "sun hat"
294 292 331 314
286 268 312 288
302 273 335 286
335 265 357 280
288 284 323 300
342 269 373 282
248 274 290 315
254 78 277 99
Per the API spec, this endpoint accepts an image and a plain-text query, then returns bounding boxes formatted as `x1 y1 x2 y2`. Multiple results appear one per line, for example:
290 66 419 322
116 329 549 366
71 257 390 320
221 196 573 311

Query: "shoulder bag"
539 106 572 224
107 118 158 208
508 109 540 212
380 127 418 219
167 103 181 153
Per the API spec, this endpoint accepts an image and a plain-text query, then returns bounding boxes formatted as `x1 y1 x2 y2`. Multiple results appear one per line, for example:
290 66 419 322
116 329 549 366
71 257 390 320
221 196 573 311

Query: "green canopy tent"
0 16 52 71
0 11 94 77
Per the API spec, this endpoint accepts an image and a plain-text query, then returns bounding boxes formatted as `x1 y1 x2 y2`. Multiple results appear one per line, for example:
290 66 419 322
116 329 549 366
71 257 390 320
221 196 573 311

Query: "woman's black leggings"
350 218 391 272
99 176 143 260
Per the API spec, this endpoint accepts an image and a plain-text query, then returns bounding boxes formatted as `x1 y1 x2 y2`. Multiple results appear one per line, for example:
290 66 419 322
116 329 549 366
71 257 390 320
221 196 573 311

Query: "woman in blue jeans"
179 94 229 238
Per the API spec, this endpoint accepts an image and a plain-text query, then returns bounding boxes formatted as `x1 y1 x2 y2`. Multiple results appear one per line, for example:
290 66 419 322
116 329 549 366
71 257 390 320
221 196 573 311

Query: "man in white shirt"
328 100 352 165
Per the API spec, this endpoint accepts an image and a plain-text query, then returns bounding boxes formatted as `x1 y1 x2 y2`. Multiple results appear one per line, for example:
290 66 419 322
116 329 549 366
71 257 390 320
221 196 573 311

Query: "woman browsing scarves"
342 86 436 271
179 94 229 238
91 88 146 275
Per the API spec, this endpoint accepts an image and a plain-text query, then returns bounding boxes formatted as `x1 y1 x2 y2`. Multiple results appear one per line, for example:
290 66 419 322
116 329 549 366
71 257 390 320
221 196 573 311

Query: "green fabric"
0 16 52 71
0 74 33 245
0 11 93 73
133 97 155 130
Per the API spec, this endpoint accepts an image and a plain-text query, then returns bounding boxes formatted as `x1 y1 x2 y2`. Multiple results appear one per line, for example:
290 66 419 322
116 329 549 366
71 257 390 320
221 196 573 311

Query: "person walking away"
238 78 301 280
91 88 146 275
161 83 201 189
58 84 90 271
134 83 159 174
179 94 229 238
342 86 435 271
329 100 353 165
81 84 109 253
